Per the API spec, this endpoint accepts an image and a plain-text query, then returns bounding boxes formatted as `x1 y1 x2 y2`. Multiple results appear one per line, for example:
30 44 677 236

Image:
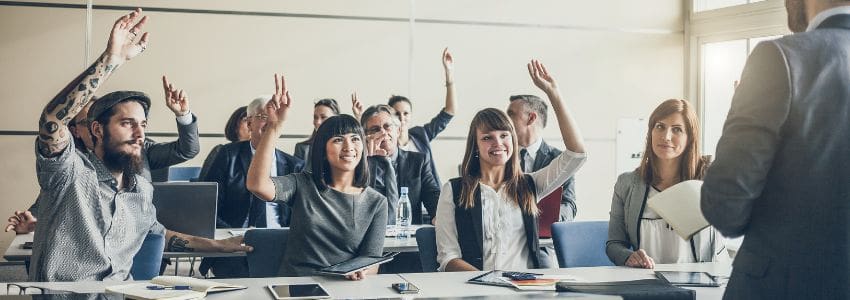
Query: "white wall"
0 0 685 257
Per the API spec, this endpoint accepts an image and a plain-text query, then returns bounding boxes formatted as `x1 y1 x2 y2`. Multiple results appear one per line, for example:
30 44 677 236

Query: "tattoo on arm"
167 235 195 252
37 54 121 156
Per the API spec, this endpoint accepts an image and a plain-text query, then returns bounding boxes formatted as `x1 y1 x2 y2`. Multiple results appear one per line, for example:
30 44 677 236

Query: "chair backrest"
130 233 165 280
245 228 290 278
551 221 614 268
415 227 438 272
153 182 218 238
167 166 202 182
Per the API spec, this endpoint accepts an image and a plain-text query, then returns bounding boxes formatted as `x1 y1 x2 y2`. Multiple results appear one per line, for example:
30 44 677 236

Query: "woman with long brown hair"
435 60 586 271
606 99 725 268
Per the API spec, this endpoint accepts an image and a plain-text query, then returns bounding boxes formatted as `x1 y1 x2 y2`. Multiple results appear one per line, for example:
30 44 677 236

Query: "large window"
693 0 765 12
700 35 780 156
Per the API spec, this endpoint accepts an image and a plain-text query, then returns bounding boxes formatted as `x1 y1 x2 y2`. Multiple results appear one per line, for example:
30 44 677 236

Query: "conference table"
0 262 731 299
3 227 554 261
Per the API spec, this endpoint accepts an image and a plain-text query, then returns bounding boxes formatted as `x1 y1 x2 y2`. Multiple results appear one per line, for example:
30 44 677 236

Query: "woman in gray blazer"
607 99 725 268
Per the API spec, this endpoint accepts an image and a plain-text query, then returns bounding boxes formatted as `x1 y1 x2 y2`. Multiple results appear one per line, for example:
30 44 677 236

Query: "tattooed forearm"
166 236 195 252
37 53 122 155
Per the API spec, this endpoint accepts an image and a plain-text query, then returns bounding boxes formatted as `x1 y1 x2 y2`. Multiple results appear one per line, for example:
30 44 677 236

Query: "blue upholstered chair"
551 221 615 268
167 166 202 182
415 227 438 272
244 228 289 278
130 233 165 280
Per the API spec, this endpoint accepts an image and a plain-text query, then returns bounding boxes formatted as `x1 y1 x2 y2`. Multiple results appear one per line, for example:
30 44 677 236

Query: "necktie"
520 148 530 172
382 156 399 225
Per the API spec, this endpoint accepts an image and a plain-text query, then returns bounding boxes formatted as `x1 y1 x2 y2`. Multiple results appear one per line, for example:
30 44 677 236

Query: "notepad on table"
646 180 709 240
106 275 245 300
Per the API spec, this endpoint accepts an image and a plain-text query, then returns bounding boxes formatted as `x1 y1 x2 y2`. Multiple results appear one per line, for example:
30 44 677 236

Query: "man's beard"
101 128 143 174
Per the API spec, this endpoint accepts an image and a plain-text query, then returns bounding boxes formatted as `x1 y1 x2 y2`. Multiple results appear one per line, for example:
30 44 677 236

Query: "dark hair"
459 108 537 215
304 99 341 143
637 99 710 184
224 106 248 142
387 95 412 111
89 97 147 146
309 115 370 190
509 94 549 128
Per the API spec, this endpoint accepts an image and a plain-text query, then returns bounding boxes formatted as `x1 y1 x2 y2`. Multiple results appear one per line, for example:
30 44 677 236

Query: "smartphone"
392 282 420 294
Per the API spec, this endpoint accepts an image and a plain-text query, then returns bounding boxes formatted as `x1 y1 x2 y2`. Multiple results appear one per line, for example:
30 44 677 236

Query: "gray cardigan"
606 171 725 266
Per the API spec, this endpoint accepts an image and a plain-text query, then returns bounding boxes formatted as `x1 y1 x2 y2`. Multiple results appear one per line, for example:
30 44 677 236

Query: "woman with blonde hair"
606 99 725 268
435 60 586 271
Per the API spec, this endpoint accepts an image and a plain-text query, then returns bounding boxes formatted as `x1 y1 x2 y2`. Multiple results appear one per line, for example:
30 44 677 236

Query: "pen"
146 285 192 290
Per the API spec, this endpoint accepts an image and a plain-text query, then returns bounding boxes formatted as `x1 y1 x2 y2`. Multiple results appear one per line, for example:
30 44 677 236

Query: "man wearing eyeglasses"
200 96 304 278
360 104 441 273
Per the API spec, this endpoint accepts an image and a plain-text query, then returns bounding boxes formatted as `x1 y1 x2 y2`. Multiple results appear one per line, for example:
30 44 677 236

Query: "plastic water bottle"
396 187 412 240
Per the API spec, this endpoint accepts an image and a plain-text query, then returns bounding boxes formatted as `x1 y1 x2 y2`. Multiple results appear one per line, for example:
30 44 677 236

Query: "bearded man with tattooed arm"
30 8 250 282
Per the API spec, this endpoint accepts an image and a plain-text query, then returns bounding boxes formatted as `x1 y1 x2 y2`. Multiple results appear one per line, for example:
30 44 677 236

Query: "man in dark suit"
360 105 441 225
702 1 850 298
201 96 304 277
507 95 577 221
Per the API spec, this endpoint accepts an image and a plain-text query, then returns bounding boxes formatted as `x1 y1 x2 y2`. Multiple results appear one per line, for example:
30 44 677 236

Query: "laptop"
537 186 562 238
152 182 218 239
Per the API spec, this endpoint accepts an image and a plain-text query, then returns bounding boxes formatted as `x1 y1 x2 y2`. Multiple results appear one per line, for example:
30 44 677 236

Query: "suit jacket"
701 14 850 299
531 141 577 221
203 141 304 228
407 110 453 183
606 171 724 266
368 149 441 225
143 115 201 181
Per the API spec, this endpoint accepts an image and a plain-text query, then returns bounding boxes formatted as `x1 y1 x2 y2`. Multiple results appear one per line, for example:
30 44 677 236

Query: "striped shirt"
30 137 165 282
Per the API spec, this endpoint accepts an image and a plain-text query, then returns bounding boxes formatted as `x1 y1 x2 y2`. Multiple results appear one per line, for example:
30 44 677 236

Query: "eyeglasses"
366 123 397 135
6 283 46 295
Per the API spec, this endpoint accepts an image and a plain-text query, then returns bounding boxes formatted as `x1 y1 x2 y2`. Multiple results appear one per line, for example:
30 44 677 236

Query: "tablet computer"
267 284 331 300
317 253 398 276
467 270 514 288
655 271 721 287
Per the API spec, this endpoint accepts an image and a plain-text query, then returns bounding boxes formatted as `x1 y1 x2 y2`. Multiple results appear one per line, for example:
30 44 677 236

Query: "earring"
473 151 479 158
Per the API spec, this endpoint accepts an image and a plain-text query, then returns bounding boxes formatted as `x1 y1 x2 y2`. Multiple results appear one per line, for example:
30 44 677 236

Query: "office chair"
415 227 438 272
167 166 202 182
244 228 289 277
551 221 615 268
130 233 165 280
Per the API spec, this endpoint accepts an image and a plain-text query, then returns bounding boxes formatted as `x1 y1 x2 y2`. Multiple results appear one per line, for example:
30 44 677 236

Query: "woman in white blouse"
606 99 726 268
435 60 587 271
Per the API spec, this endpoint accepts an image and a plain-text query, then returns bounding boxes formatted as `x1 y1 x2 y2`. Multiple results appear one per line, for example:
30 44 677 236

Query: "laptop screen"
152 182 218 239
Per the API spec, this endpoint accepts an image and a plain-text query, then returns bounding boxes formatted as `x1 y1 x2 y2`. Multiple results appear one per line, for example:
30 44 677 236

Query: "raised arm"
37 8 149 157
145 75 200 169
351 92 363 120
527 60 585 154
442 47 456 115
246 74 292 201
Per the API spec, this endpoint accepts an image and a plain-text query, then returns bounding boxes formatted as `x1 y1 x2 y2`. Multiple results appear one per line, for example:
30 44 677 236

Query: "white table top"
1 262 730 299
4 227 552 261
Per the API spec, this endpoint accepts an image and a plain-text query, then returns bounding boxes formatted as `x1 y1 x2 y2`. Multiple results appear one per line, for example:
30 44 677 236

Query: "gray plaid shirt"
30 138 165 282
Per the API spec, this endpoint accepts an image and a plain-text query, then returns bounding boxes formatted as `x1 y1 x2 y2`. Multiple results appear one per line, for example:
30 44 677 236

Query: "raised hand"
527 59 558 95
162 76 189 117
442 47 454 76
4 211 37 234
105 8 149 63
265 73 292 128
366 132 390 157
351 92 364 120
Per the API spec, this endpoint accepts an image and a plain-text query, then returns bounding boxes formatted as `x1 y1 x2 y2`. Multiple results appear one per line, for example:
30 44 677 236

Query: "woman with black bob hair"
435 60 586 271
247 74 387 280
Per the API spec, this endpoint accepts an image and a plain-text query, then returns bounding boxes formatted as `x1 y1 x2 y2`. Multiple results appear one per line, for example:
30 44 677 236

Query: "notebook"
105 276 245 300
537 186 562 238
646 180 708 240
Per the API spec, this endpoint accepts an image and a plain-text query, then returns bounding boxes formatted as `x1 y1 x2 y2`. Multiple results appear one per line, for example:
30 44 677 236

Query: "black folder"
555 279 696 300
